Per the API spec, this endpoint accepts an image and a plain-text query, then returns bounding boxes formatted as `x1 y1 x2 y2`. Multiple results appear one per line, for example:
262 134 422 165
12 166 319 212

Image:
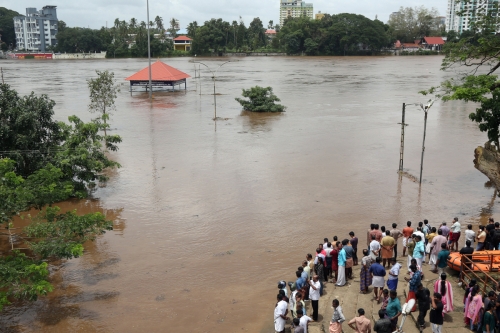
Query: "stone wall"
53 52 107 59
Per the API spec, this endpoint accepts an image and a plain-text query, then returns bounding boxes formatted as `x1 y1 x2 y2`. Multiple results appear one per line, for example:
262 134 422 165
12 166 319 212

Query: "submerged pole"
398 103 406 172
146 0 152 101
213 77 216 119
419 110 428 184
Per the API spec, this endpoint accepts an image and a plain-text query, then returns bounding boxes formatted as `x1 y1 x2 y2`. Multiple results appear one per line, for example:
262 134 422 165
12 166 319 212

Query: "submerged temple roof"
125 60 191 82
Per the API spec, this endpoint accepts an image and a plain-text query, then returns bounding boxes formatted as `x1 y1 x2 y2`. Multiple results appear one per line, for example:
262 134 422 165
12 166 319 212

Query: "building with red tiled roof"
125 60 191 92
422 36 445 50
173 36 192 51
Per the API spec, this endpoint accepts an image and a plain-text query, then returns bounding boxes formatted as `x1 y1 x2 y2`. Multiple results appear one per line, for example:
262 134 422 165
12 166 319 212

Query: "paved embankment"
302 258 470 333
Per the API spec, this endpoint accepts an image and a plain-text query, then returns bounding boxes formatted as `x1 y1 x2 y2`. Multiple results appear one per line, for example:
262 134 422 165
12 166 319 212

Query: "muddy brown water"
0 56 497 332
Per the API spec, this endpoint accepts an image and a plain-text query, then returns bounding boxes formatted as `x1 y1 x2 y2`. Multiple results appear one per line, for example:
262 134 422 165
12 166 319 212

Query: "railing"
460 254 498 296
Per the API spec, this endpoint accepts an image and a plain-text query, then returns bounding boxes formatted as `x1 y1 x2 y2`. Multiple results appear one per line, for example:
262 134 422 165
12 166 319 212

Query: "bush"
235 86 286 112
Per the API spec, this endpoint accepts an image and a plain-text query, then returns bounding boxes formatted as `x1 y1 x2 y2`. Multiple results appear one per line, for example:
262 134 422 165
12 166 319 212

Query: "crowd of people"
274 218 500 333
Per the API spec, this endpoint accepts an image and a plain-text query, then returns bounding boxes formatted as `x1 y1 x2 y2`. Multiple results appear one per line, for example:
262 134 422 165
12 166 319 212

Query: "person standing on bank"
477 225 487 251
430 293 444 333
385 290 402 331
369 234 381 261
373 309 392 333
413 235 425 269
390 223 403 259
343 239 354 280
369 257 386 302
430 229 447 273
433 273 453 314
360 249 373 294
415 283 431 332
380 233 395 268
349 232 359 266
481 302 495 333
274 293 289 333
402 221 414 257
348 308 372 333
336 241 347 287
308 275 321 321
387 258 401 291
329 299 345 333
449 217 461 252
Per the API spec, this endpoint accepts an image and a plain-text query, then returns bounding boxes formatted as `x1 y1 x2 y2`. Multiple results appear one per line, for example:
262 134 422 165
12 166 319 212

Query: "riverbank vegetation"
235 86 286 112
0 83 121 310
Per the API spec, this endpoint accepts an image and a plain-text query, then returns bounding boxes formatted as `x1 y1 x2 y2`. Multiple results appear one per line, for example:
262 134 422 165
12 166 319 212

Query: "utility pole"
194 61 231 119
146 0 152 101
398 103 408 172
419 100 434 184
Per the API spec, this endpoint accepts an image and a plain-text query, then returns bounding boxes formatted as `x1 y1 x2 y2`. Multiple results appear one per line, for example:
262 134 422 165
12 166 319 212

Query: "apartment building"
13 6 58 52
280 0 314 26
446 0 499 33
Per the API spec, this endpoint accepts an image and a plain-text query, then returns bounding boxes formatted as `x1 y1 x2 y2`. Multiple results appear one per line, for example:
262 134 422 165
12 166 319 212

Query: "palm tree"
155 16 164 32
129 18 137 31
187 21 198 38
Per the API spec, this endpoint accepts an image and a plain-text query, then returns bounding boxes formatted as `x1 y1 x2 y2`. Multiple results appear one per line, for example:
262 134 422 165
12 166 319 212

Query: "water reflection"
239 110 284 132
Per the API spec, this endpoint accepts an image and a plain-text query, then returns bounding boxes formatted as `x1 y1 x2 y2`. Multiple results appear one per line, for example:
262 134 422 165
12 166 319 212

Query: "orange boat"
447 250 500 272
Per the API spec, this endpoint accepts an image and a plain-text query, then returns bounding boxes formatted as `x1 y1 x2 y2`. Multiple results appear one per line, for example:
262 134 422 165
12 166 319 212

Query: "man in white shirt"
309 275 321 321
449 217 461 252
369 235 380 260
297 310 313 333
465 224 475 246
274 294 289 333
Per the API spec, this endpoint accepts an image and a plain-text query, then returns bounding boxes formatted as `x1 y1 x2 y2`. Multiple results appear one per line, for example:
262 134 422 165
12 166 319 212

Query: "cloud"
5 0 447 30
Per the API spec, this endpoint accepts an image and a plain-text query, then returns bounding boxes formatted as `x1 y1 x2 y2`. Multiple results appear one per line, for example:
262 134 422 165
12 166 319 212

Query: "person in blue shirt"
404 264 421 312
295 270 305 291
369 257 386 302
336 240 347 287
413 235 425 269
436 243 450 276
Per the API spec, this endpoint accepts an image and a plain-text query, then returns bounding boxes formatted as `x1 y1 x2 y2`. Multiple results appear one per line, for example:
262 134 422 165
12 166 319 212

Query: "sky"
5 0 447 29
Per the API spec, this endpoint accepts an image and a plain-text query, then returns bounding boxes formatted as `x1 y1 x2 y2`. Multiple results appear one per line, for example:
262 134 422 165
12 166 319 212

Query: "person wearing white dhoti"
336 241 347 287
274 295 289 333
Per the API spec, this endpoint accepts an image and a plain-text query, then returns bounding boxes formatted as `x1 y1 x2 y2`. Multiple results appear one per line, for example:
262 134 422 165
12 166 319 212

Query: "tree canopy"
421 3 500 147
387 6 444 43
0 84 120 310
0 7 20 50
235 86 286 112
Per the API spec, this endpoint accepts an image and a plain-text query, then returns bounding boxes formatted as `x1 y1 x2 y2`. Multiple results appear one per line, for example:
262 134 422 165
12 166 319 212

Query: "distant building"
280 0 314 26
446 0 500 33
13 6 58 52
315 11 325 20
173 36 192 51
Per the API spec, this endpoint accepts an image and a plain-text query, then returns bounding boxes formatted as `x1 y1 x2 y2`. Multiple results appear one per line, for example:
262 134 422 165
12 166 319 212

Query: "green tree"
0 84 64 177
155 16 164 32
168 18 178 38
421 4 500 146
387 6 441 42
87 70 119 143
0 83 121 311
0 7 20 49
235 86 286 112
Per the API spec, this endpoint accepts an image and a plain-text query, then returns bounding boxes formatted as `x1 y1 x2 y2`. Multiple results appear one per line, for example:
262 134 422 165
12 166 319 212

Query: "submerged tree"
235 86 286 112
0 84 121 311
87 70 119 144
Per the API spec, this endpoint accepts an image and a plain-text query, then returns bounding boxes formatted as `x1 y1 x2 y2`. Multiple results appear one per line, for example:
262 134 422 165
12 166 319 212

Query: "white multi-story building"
280 0 314 26
446 0 499 33
13 6 58 52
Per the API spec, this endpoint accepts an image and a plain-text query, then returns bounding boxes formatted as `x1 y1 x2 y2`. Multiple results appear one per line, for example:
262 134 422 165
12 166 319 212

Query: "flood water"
0 56 497 332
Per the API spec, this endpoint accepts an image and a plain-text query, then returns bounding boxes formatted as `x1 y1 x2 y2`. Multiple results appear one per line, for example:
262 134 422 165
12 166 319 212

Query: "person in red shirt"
402 221 414 257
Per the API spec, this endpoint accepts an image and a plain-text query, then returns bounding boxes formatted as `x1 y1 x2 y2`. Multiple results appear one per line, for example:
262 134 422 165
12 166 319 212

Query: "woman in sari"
465 286 483 330
359 249 373 294
433 273 453 314
329 299 345 333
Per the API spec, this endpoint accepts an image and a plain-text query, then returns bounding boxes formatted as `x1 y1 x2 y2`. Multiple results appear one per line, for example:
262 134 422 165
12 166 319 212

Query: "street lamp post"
418 100 435 185
146 0 152 101
194 61 231 119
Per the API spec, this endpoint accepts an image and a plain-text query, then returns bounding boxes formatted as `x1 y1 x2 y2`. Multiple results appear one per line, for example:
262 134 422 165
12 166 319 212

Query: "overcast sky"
5 0 447 29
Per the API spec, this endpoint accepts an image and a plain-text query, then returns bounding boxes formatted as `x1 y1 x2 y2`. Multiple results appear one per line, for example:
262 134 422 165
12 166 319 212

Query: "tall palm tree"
187 21 198 38
129 18 137 31
155 16 164 32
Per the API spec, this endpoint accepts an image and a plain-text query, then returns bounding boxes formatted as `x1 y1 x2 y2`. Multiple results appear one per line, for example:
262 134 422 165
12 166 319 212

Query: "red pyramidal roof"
125 60 191 81
174 36 192 41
